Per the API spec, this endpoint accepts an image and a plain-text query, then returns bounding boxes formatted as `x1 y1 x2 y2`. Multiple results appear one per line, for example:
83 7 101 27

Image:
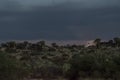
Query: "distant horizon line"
0 38 111 42
0 39 108 46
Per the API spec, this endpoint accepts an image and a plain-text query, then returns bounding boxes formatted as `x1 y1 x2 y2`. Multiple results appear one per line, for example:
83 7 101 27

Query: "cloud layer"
0 0 120 40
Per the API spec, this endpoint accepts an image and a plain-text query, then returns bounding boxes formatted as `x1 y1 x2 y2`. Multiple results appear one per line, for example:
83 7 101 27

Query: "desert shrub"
32 60 63 79
0 52 29 80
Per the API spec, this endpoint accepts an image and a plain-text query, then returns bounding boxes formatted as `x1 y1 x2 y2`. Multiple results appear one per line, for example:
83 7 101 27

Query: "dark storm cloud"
0 0 120 40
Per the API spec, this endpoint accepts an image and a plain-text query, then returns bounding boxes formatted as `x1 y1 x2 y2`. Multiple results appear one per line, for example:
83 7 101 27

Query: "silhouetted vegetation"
1 37 120 80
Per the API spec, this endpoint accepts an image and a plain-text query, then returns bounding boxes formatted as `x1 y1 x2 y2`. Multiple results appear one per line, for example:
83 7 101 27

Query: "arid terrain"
0 38 120 80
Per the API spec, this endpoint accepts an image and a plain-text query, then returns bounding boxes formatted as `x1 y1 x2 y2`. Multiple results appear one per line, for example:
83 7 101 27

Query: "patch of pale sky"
0 0 119 10
16 0 120 6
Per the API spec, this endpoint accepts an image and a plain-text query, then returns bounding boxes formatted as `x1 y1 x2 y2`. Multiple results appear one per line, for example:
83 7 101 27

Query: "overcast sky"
0 0 120 40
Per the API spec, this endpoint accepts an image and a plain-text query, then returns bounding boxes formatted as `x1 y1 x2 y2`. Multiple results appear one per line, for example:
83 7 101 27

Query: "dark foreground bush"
0 52 29 80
